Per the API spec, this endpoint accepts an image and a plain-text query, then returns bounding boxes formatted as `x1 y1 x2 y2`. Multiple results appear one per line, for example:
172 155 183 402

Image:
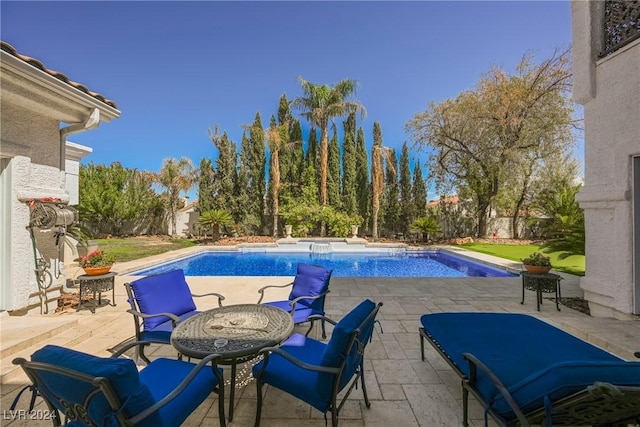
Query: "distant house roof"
1 41 118 109
426 195 459 208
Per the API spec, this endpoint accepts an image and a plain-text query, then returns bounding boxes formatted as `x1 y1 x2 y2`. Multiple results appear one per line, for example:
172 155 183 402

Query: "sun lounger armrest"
257 282 294 303
191 292 225 307
126 308 181 326
462 352 529 426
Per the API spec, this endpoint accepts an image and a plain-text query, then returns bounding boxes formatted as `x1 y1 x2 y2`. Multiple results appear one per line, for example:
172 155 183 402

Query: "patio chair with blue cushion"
253 299 383 427
124 268 225 363
257 263 332 338
419 312 640 427
12 341 226 427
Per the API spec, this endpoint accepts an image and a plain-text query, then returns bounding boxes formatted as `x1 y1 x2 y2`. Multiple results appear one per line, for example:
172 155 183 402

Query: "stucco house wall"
1 41 120 314
572 2 640 319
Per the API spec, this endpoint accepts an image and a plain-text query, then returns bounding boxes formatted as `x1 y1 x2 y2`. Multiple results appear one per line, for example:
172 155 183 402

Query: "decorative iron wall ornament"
602 0 640 57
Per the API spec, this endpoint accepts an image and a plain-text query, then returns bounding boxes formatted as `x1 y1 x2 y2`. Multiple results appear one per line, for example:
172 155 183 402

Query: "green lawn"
458 242 585 276
96 237 197 263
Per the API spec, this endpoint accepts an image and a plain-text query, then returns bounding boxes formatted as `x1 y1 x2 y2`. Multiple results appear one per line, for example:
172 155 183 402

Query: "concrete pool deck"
2 246 639 426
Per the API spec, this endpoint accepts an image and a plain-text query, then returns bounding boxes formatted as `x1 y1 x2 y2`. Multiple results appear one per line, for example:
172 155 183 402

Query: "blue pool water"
129 251 516 278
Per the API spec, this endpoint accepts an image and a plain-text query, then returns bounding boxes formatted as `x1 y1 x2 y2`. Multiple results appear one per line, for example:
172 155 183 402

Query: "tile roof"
1 41 118 109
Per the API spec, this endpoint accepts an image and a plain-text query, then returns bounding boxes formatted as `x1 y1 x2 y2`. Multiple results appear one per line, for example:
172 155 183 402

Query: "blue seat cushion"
493 360 640 417
288 263 332 311
320 299 376 372
130 269 197 331
420 313 622 403
263 300 317 324
32 345 159 426
140 309 201 343
253 333 331 412
139 358 221 426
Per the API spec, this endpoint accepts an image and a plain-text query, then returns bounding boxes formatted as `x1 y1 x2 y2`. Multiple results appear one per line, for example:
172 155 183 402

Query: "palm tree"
265 121 289 238
198 209 233 240
156 157 196 237
291 77 366 235
411 216 441 243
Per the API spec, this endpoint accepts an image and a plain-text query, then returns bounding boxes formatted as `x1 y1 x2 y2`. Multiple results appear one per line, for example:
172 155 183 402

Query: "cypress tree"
198 157 215 213
306 128 320 203
234 132 251 224
356 127 370 230
399 142 413 233
342 112 357 215
211 131 237 211
249 112 266 229
383 148 399 235
288 119 304 199
327 129 341 208
371 122 384 239
412 161 428 218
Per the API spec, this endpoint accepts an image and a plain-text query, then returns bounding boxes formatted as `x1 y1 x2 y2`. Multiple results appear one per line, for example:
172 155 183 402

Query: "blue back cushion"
288 263 332 311
130 269 196 330
31 345 159 426
318 299 377 394
420 313 622 401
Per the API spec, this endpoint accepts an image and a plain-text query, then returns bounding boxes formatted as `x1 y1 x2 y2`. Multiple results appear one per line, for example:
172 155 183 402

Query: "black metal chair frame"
420 327 640 427
124 281 225 363
257 281 330 338
12 341 226 427
254 302 383 427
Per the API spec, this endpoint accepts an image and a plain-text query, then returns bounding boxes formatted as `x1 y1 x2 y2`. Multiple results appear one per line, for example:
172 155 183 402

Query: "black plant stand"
75 272 117 313
520 271 563 311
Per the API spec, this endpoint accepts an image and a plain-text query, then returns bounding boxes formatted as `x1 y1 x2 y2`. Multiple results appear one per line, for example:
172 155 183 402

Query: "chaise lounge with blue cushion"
419 312 640 427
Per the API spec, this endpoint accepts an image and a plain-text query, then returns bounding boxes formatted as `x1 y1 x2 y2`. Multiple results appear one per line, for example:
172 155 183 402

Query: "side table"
75 272 117 313
520 271 563 311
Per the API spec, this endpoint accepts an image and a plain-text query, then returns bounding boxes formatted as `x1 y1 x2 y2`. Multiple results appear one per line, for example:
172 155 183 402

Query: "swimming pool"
128 250 516 278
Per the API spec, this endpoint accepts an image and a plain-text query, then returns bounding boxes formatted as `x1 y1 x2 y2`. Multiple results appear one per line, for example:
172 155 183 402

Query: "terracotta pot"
524 265 551 275
83 266 112 276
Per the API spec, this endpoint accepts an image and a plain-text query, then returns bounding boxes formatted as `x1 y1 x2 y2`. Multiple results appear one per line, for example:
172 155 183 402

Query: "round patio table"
171 304 294 422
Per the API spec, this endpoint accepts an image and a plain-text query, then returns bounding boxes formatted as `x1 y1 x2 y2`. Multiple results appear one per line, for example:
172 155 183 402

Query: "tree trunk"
372 204 380 240
477 198 490 238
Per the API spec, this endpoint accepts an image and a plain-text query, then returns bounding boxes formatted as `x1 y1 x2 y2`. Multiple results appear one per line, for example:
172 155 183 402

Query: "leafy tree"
407 48 575 237
356 127 370 231
342 112 357 215
327 129 341 208
79 162 162 236
291 77 366 235
156 157 196 237
398 143 414 234
411 216 441 243
198 209 233 240
198 158 214 212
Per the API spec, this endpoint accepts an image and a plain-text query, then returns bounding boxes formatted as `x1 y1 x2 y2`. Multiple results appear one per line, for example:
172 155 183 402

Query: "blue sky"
2 1 576 193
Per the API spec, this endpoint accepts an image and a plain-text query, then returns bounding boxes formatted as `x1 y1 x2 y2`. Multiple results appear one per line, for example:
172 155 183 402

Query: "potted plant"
522 252 552 274
76 249 116 276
